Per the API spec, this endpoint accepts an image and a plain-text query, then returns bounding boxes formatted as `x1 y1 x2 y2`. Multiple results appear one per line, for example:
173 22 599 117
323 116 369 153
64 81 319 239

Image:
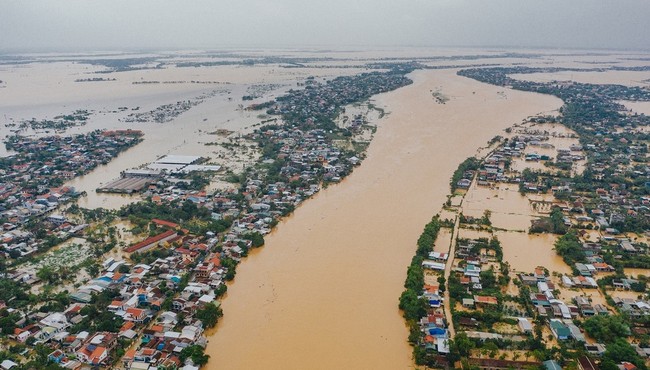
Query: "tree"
602 338 647 369
0 312 20 335
479 268 497 290
404 257 424 292
37 266 60 284
196 302 223 328
398 290 427 321
242 232 265 248
437 276 446 293
448 332 474 362
180 345 210 366
94 311 123 333
484 342 498 358
85 262 100 278
583 315 630 343
554 231 585 265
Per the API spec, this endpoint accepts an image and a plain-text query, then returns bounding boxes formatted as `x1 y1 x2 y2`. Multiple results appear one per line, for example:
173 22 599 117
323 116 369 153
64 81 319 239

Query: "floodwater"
0 61 359 208
205 68 561 369
620 100 650 116
495 231 571 274
510 70 650 87
624 268 650 279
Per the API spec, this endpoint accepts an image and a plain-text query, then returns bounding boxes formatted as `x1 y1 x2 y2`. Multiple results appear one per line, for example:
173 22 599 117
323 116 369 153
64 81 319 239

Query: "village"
402 66 650 369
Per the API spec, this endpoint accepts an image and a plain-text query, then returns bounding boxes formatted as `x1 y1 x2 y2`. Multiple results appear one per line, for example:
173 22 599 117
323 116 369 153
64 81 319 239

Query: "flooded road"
205 69 562 369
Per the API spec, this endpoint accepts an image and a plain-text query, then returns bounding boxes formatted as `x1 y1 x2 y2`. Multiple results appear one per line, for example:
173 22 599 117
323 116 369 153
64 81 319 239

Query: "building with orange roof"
124 307 147 323
473 295 498 307
124 230 177 254
77 346 108 366
120 321 135 333
152 218 180 229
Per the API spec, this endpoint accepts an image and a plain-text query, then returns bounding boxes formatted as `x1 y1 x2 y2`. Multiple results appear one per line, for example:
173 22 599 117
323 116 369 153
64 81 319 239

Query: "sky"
1 0 649 52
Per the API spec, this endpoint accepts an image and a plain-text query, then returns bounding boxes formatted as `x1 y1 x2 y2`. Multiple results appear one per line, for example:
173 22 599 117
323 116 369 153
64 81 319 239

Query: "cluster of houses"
519 267 609 342
0 130 142 262
452 65 650 370
261 70 411 132
123 90 222 124
3 219 227 369
465 131 585 192
0 191 88 263
4 130 143 185
417 251 450 355
249 127 361 183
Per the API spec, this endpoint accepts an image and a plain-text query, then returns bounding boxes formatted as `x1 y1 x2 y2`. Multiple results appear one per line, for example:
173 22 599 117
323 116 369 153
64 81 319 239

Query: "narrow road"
443 208 461 338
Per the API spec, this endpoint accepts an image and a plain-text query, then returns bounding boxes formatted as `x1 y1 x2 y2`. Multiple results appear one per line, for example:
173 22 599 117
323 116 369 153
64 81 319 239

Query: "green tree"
196 302 223 328
554 231 585 265
180 345 210 366
37 266 60 284
484 341 499 358
242 232 265 248
583 315 630 343
448 332 474 363
602 338 647 369
549 206 568 234
398 290 428 321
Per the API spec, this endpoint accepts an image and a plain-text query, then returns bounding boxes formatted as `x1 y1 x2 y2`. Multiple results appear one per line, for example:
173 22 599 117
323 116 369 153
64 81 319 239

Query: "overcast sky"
1 0 649 52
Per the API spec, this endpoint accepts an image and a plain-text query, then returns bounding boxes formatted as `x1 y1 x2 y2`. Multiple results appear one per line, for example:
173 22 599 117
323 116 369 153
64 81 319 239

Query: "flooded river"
205 69 562 369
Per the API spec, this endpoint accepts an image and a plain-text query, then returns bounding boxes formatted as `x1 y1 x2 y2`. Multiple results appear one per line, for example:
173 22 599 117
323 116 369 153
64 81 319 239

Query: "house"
519 274 538 286
436 337 450 354
593 262 614 272
594 304 609 316
124 307 147 323
518 318 533 334
575 296 595 317
577 356 599 370
462 298 475 308
425 293 442 308
152 219 180 229
620 362 638 370
565 320 585 342
620 240 638 253
48 215 66 225
77 345 108 366
534 267 547 281
464 264 481 277
108 300 124 312
457 179 472 189
422 260 445 271
428 251 448 261
473 295 498 307
458 317 479 328
549 319 570 340
561 275 574 287
0 360 18 370
125 230 177 254
575 263 592 276
531 293 550 307
584 343 606 356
